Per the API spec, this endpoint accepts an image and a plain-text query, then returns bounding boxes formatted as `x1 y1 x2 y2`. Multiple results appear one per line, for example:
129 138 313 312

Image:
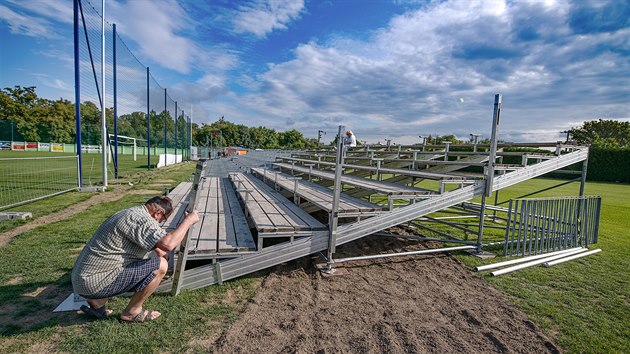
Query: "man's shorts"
83 257 161 299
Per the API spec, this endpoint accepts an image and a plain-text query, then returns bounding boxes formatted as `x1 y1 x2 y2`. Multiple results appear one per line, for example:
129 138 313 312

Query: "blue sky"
1 0 629 144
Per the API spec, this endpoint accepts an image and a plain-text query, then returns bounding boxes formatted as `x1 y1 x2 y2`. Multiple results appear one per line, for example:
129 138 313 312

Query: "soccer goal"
108 134 137 161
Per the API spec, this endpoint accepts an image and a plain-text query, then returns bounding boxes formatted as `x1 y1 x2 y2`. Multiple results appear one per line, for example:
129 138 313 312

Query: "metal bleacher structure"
158 97 599 295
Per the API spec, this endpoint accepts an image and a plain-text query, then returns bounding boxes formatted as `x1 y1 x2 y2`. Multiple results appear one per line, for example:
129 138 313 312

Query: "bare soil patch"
213 233 560 353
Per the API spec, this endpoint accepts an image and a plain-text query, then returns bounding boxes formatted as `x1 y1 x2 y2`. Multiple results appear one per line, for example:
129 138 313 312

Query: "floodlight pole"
101 0 108 188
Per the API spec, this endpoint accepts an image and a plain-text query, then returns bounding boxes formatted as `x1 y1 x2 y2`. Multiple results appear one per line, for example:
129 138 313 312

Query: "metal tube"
327 125 345 264
475 193 487 251
113 23 118 178
475 247 583 272
485 94 501 197
146 67 150 170
491 248 587 276
101 0 107 187
174 101 178 158
164 88 167 165
543 249 601 267
73 0 83 187
334 245 475 264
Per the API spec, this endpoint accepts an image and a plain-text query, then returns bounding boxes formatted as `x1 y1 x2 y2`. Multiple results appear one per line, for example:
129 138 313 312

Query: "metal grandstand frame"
158 94 598 294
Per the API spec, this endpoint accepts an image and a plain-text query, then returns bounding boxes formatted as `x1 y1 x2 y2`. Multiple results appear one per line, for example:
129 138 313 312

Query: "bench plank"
230 172 327 233
273 162 432 196
250 167 381 213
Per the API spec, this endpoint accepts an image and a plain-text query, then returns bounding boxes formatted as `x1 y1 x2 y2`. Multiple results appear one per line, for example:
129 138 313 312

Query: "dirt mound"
213 235 559 353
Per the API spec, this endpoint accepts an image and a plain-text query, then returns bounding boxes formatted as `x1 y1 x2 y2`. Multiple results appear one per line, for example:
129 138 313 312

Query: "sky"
1 0 629 145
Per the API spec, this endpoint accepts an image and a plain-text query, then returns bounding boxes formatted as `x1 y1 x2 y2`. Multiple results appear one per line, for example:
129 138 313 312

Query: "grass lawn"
0 169 628 353
0 150 169 186
455 179 630 353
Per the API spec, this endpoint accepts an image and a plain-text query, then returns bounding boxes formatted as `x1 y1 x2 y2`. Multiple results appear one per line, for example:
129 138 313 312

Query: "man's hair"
145 196 173 218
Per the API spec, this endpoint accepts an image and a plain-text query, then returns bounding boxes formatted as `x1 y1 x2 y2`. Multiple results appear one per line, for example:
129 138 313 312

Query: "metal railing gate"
503 196 601 256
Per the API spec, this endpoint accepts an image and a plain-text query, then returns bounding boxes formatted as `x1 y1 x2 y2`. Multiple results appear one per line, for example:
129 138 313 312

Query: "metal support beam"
326 125 345 271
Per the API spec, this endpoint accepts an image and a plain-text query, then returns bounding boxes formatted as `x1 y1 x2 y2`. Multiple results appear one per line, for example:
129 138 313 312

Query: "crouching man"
71 196 199 323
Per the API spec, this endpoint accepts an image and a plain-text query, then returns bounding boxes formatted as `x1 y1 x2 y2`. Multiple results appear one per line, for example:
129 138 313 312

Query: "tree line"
2 85 628 149
0 86 319 149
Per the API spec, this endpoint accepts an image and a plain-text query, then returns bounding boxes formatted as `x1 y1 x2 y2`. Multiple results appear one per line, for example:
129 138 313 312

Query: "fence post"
182 110 185 161
174 102 178 159
146 67 150 170
100 0 107 188
113 23 118 178
164 88 167 166
73 0 83 188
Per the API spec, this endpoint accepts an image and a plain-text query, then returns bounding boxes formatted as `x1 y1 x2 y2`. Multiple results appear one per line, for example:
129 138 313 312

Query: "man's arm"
154 210 200 252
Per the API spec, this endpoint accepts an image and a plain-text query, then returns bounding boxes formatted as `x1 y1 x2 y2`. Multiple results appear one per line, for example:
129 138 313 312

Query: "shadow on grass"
0 273 93 337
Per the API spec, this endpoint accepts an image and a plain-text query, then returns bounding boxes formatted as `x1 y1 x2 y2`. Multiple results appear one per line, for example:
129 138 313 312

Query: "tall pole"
327 125 345 270
146 67 150 170
101 0 108 188
113 23 118 178
164 88 167 165
74 0 83 187
174 101 178 158
477 94 502 251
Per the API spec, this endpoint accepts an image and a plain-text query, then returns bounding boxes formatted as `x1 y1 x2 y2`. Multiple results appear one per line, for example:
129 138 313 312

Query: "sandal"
119 309 160 324
80 305 109 319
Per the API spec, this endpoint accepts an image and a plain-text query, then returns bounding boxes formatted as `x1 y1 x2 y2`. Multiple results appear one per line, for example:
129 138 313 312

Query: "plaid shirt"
71 205 165 296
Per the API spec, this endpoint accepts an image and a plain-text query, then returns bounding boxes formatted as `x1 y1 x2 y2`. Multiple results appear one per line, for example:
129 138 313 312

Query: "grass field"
0 167 628 353
0 150 179 210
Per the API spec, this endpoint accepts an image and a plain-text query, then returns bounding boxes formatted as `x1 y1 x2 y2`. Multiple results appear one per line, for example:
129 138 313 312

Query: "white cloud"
0 4 58 38
222 0 629 143
106 0 198 73
6 0 73 23
232 0 304 37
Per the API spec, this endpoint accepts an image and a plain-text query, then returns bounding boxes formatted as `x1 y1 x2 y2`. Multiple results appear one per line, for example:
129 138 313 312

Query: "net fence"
75 0 191 182
0 156 79 210
0 0 193 209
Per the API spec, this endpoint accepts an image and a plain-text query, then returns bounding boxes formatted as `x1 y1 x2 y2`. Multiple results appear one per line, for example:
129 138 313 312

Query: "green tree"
278 129 306 148
569 119 630 147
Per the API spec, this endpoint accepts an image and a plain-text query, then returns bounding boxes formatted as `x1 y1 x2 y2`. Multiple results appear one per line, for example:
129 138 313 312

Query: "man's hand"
155 209 200 253
154 247 169 259
185 210 200 224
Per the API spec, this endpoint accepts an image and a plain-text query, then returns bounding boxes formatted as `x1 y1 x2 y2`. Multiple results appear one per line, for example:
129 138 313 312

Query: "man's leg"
86 298 113 315
120 257 167 321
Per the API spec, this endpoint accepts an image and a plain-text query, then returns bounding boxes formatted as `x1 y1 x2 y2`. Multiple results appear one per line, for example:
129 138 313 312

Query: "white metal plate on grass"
53 293 87 312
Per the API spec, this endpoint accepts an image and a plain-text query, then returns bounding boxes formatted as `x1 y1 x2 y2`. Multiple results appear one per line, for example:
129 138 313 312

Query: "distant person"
343 130 357 147
71 196 199 323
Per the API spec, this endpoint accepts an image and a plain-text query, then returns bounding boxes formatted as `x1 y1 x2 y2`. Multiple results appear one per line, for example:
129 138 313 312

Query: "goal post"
108 134 137 161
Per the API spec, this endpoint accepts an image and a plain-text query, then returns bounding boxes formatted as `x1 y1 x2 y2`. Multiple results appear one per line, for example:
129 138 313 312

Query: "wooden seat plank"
279 156 471 180
230 173 327 232
221 177 256 250
162 182 192 231
274 162 432 196
250 168 380 213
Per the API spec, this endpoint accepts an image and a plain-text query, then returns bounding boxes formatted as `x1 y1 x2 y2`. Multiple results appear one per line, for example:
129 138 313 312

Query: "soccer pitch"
0 150 167 209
